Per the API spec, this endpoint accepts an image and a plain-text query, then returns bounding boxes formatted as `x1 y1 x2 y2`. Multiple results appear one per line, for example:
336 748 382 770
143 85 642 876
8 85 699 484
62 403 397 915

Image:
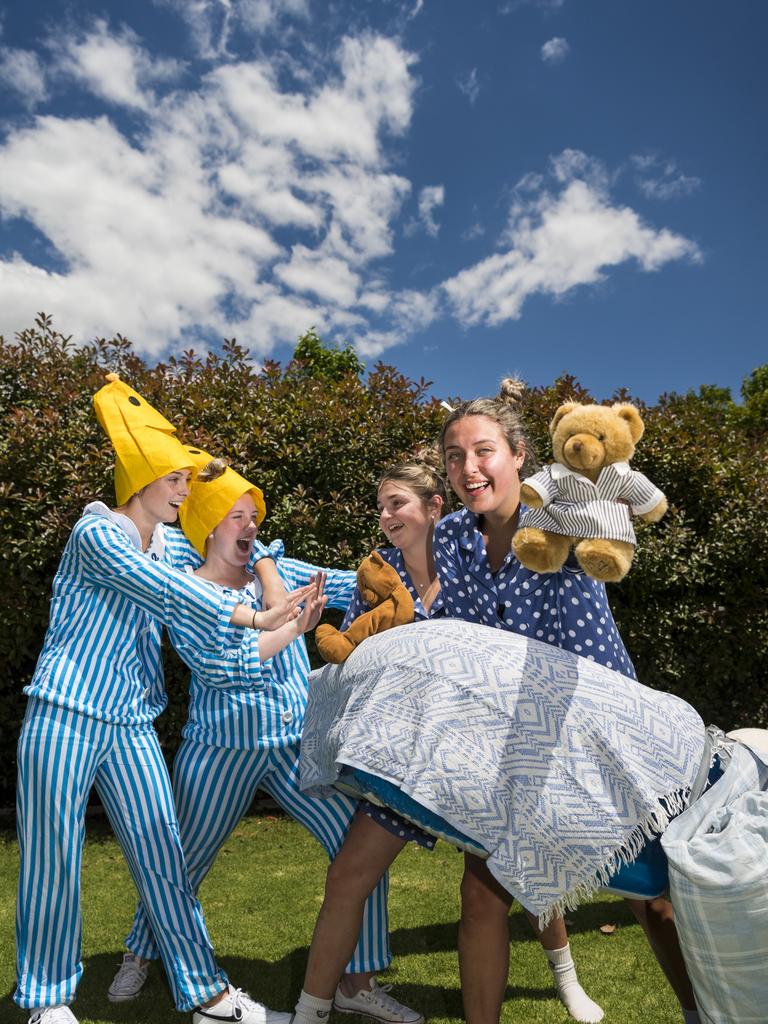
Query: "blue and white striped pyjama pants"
15 699 228 1011
126 738 392 974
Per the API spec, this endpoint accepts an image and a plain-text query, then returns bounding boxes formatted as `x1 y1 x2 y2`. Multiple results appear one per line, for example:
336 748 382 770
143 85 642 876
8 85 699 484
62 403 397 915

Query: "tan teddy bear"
315 550 415 664
511 402 667 582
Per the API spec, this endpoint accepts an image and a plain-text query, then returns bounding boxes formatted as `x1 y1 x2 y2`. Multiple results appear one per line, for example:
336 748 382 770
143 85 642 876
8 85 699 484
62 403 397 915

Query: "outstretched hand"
252 581 317 630
295 572 328 636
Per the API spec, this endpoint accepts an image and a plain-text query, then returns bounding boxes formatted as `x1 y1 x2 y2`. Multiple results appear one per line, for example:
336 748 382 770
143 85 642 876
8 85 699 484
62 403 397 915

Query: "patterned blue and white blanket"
300 619 706 921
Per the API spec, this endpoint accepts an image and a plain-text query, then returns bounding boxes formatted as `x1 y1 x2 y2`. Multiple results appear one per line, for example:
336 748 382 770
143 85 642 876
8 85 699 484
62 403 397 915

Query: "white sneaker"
108 952 150 1002
28 1008 78 1024
192 986 293 1024
333 980 424 1024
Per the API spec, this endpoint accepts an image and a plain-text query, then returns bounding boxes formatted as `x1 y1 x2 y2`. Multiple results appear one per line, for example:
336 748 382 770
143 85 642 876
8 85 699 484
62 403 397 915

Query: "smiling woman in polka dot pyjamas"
434 377 701 1024
435 511 633 673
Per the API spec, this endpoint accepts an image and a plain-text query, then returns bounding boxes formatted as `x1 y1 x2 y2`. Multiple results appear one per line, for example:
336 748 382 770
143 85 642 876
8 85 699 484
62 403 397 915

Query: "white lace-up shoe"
28 1007 78 1024
333 980 424 1024
107 952 150 1002
192 986 293 1024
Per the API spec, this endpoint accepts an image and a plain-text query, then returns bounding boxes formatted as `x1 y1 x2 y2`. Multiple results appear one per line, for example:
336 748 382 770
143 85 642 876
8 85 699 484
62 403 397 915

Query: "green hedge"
1 316 766 804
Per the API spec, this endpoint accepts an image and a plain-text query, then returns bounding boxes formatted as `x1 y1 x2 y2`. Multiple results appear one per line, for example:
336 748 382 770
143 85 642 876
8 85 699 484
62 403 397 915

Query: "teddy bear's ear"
613 403 644 443
368 551 384 568
549 402 580 433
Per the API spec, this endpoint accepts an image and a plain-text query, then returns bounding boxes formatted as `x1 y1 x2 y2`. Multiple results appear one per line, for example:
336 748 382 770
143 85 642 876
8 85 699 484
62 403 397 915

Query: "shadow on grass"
390 896 636 958
1 901 635 1023
2 947 464 1024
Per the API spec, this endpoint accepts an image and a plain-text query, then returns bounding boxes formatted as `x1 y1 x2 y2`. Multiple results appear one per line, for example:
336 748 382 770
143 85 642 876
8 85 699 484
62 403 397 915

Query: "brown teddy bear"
511 402 667 582
315 551 415 663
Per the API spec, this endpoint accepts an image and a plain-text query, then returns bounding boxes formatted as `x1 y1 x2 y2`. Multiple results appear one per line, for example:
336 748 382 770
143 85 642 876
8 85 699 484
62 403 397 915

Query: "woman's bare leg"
524 910 568 949
302 812 407 1000
459 854 513 1024
625 897 696 1011
459 855 603 1024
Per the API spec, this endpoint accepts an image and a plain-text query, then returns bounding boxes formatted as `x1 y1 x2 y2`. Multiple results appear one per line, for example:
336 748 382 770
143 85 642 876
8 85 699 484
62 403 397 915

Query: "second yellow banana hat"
179 463 267 557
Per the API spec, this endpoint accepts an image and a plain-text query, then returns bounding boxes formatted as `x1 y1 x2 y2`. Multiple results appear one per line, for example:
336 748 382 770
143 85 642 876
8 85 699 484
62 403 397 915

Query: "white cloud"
442 149 701 327
0 47 47 107
631 154 702 200
238 0 310 33
0 23 429 358
457 67 480 105
541 37 570 64
549 148 610 191
640 175 701 200
500 0 566 12
156 0 232 60
157 0 310 59
57 19 183 110
217 149 324 230
416 185 445 238
0 114 279 346
306 166 411 259
212 35 414 167
462 222 485 241
274 244 361 306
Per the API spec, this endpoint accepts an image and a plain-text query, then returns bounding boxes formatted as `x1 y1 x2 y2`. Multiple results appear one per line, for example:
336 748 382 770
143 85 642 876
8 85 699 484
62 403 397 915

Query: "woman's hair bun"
498 377 526 406
196 457 229 483
413 445 442 471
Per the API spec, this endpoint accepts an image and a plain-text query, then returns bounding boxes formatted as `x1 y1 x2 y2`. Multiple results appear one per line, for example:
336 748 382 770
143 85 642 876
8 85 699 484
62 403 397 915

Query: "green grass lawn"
0 814 682 1023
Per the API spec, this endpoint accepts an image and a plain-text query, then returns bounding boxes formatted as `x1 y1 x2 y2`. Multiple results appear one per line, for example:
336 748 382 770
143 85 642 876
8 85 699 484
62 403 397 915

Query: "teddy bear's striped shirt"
520 461 665 544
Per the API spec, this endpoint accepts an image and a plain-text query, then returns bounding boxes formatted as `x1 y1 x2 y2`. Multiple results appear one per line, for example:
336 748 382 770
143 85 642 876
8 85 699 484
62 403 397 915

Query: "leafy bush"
1 316 765 804
0 316 444 802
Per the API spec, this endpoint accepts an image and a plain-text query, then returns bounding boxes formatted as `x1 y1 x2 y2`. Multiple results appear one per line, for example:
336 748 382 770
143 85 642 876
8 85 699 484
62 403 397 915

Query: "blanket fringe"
536 786 691 928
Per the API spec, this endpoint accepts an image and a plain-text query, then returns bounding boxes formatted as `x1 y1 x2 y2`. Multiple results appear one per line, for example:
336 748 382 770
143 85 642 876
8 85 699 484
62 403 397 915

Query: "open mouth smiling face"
141 469 192 522
209 493 260 564
444 416 524 520
377 482 434 551
464 479 490 498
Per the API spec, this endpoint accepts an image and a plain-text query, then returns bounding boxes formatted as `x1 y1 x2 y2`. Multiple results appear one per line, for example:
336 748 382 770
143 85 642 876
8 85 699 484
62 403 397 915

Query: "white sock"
682 1010 701 1024
544 945 604 1024
294 989 333 1024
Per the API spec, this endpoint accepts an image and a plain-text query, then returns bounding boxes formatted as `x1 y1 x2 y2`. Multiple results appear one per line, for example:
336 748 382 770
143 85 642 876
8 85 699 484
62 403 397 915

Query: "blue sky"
0 0 765 403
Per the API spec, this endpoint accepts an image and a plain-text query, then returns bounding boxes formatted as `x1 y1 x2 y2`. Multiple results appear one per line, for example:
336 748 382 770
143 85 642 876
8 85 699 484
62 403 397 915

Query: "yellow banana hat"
93 374 195 505
179 464 267 557
182 444 216 473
